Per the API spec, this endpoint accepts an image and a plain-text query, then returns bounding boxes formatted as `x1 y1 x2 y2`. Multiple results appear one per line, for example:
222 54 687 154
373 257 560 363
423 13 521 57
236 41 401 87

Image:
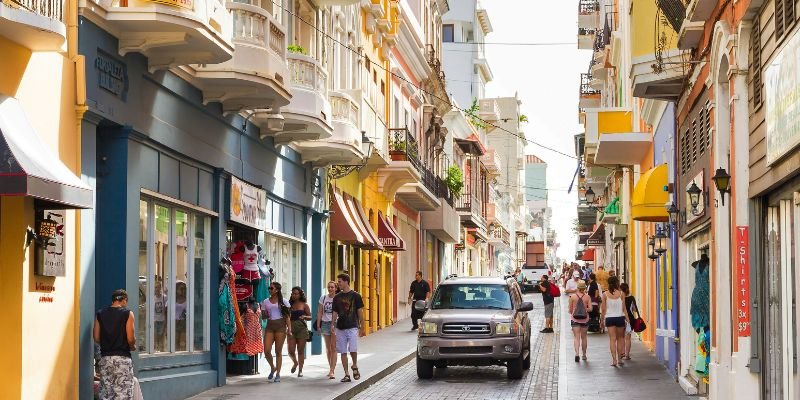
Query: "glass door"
765 205 783 400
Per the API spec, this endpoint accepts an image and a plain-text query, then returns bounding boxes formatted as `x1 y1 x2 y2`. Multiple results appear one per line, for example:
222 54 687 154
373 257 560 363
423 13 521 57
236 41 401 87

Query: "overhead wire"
271 0 578 160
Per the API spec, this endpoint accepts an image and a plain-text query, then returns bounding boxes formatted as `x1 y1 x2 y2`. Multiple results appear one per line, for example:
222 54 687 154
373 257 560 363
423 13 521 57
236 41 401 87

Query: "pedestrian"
620 283 638 360
316 281 339 379
408 271 431 331
93 289 136 400
538 275 554 333
569 280 592 362
601 276 628 367
287 286 312 377
595 265 610 291
332 273 365 383
565 270 580 295
261 282 291 383
587 272 602 333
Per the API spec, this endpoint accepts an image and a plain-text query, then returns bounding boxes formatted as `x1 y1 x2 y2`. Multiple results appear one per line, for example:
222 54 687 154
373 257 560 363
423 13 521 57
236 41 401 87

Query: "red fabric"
244 308 264 356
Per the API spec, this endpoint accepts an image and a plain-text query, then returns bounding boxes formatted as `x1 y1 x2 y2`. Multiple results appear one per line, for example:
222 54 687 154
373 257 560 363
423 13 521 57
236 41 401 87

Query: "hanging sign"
35 210 66 277
765 29 800 165
736 226 751 337
230 176 267 230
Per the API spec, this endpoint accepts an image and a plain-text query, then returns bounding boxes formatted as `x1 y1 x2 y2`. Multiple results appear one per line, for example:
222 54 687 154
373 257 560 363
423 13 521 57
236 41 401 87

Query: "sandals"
341 375 352 383
291 364 298 374
352 367 361 380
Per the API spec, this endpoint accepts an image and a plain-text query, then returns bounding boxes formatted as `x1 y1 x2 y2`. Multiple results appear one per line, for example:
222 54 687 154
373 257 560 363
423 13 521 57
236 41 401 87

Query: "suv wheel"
507 354 524 379
523 350 531 370
416 355 434 379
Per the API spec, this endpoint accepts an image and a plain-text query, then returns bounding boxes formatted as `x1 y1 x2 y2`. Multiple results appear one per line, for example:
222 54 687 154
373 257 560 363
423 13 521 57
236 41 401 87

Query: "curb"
331 349 417 400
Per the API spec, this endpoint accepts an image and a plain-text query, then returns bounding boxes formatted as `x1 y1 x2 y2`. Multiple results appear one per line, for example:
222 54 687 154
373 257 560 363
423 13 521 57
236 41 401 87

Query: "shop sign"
736 226 751 337
95 51 128 99
35 210 66 277
149 0 193 10
230 176 267 230
765 30 800 165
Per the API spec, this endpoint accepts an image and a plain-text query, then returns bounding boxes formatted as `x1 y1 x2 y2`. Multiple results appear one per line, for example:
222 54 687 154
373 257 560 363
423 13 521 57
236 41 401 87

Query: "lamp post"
654 226 667 254
687 181 702 216
665 201 679 228
585 187 596 204
647 235 659 260
711 167 731 206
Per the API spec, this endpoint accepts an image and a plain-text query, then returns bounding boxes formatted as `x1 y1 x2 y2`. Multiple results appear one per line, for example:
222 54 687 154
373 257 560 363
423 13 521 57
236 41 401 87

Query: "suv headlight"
495 322 518 335
420 321 438 334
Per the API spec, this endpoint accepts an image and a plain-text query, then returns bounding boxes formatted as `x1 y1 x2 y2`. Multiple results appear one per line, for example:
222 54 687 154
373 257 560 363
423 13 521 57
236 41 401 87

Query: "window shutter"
704 101 712 152
752 23 762 107
777 0 785 40
698 108 707 156
691 118 698 165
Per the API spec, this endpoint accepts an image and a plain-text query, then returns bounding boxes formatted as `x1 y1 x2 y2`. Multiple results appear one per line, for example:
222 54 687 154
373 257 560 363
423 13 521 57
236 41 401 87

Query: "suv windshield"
431 284 512 310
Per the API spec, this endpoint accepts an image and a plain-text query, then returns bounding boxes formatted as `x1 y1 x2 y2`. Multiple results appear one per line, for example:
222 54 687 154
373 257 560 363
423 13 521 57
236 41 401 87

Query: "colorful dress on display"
244 307 264 356
228 271 246 349
218 268 237 344
690 258 710 330
695 329 710 376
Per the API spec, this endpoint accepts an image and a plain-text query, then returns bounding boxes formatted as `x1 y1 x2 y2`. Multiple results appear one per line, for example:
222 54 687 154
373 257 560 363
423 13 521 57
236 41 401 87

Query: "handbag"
631 299 647 333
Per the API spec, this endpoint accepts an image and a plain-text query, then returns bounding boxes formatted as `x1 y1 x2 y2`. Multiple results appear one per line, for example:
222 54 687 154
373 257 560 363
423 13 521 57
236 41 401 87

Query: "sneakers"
539 328 554 333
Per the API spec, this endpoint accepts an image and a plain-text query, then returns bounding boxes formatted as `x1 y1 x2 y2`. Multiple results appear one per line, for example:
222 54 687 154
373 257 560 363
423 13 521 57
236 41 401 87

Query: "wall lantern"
665 201 679 228
585 187 597 204
687 181 703 216
26 213 58 248
654 225 668 254
647 235 659 260
711 167 731 206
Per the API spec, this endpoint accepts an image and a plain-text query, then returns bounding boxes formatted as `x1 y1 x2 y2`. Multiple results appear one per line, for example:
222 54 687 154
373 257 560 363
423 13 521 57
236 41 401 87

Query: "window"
443 24 454 42
431 284 512 310
260 233 303 290
775 0 796 41
138 198 211 354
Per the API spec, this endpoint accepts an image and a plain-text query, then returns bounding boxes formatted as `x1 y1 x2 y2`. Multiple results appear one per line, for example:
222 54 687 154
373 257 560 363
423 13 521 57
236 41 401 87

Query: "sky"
478 0 591 261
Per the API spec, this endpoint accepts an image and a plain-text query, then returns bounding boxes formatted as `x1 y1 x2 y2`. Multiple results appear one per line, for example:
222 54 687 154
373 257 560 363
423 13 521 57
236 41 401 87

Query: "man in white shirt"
565 271 580 295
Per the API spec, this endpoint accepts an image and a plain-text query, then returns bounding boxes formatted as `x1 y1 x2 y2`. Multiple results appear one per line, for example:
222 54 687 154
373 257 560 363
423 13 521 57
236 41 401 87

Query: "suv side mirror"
517 302 533 312
414 300 427 311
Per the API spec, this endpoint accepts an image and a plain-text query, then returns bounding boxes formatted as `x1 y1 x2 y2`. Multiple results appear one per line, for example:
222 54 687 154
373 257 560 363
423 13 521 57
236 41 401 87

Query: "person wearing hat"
565 270 581 295
569 280 593 362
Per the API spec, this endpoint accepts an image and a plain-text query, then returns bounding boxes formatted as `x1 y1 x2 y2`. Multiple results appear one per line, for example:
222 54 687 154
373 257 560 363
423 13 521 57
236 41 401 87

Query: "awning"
377 212 406 251
631 164 669 222
581 248 595 261
578 232 591 245
329 189 366 243
587 224 605 247
455 134 486 156
344 195 383 250
0 95 93 209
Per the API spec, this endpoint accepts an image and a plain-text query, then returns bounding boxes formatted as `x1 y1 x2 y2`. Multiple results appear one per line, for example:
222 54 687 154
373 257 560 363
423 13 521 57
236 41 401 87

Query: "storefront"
77 17 323 399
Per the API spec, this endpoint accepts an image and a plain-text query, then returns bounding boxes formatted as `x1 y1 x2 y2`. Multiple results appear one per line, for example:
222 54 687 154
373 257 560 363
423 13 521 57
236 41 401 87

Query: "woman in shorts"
287 286 312 377
569 280 592 363
316 281 339 379
601 276 629 367
261 282 291 382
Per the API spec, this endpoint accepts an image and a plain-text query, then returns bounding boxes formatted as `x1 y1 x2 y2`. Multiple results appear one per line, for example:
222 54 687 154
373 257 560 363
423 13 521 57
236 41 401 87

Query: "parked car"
414 276 533 380
519 264 550 293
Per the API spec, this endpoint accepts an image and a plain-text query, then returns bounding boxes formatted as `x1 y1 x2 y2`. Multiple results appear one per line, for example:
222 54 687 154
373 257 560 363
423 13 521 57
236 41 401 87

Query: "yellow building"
0 0 93 397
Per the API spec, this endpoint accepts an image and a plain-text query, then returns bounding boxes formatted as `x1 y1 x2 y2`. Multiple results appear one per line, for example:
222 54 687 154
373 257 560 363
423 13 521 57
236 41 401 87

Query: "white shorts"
335 328 359 353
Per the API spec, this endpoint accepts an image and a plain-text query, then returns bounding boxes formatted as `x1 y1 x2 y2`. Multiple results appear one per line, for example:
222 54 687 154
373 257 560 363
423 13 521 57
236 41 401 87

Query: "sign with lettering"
95 51 128 99
230 176 267 230
736 226 751 337
36 211 66 277
765 29 800 165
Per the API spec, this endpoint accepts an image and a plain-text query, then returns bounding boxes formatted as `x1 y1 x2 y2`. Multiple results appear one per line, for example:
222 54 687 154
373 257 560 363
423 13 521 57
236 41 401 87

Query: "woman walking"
620 283 638 360
568 280 592 362
288 286 312 377
601 276 629 367
316 281 338 379
261 282 291 382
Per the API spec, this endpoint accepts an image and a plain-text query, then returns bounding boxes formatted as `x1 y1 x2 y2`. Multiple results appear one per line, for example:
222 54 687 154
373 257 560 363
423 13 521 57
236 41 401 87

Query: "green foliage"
287 44 308 55
464 98 487 129
519 114 529 123
445 165 465 196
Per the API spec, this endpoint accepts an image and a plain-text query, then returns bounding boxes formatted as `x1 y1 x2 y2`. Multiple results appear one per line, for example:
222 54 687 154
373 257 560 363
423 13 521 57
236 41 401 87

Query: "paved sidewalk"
189 318 418 400
556 295 687 399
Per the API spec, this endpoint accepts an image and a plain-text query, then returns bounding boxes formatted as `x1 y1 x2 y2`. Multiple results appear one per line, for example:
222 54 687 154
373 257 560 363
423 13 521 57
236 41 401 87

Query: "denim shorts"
320 321 333 336
605 316 626 327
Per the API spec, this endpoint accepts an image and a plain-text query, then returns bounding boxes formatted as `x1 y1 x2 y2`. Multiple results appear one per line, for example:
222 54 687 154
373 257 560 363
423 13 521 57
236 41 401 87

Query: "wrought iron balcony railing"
7 0 63 21
388 127 422 172
580 73 600 95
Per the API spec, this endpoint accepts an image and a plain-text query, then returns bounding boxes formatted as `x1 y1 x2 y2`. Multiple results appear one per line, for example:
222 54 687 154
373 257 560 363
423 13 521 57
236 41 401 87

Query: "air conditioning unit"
611 224 627 241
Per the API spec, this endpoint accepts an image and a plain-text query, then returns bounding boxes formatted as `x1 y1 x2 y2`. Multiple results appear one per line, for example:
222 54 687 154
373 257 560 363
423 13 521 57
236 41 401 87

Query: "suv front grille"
440 346 493 354
442 323 491 335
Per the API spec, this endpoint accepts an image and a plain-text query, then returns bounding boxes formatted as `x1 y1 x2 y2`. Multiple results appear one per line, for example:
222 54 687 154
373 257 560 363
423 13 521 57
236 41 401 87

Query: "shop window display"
260 233 302 290
139 197 211 355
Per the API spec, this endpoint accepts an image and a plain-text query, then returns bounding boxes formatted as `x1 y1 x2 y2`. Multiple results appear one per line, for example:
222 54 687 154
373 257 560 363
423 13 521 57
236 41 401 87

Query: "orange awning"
377 212 406 251
581 248 595 261
344 195 383 250
329 189 365 244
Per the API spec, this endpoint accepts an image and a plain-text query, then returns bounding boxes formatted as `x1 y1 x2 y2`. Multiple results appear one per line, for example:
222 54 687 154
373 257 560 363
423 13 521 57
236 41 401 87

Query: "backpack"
572 294 588 319
549 283 561 297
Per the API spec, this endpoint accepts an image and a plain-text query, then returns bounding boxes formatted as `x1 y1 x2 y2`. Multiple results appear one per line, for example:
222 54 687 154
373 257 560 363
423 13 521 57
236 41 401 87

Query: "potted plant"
287 44 308 55
445 165 464 196
390 140 407 161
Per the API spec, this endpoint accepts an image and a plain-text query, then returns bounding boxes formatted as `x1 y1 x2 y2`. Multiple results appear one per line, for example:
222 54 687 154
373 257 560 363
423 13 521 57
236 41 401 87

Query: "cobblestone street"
352 294 560 400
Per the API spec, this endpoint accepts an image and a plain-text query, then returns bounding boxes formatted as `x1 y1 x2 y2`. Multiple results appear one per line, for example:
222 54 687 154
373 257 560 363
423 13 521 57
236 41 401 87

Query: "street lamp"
585 187 597 204
647 235 659 260
654 225 667 254
711 167 731 206
687 181 702 216
665 201 679 228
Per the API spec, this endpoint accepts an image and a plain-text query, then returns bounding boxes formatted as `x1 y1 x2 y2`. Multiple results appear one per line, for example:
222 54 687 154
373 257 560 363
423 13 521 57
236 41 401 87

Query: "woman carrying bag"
620 283 646 360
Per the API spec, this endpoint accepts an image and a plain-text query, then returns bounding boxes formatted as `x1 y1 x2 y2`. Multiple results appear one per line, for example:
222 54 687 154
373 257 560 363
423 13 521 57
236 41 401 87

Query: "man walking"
94 289 136 399
332 273 365 382
538 276 555 333
408 271 431 331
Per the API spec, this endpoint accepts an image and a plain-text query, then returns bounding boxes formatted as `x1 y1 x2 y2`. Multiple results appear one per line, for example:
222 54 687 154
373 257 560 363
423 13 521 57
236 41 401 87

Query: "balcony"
390 130 440 211
630 0 686 100
421 174 459 243
577 28 596 50
293 90 364 167
482 149 502 177
488 223 511 248
190 3 290 115
377 128 423 199
578 0 599 29
1 0 66 50
456 192 487 234
80 0 233 71
275 52 333 144
579 73 601 109
478 98 500 122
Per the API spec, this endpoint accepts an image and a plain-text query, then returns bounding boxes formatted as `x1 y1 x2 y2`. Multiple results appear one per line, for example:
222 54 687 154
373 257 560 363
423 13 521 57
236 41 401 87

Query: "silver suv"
414 276 533 379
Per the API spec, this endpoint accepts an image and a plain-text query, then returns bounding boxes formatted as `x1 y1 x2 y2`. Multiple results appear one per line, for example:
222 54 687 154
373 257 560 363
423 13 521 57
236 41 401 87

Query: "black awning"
0 95 92 209
587 224 605 247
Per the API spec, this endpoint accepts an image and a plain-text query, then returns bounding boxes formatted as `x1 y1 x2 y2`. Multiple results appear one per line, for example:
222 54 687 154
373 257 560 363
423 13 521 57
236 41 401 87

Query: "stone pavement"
188 318 418 400
557 295 687 399
351 293 560 400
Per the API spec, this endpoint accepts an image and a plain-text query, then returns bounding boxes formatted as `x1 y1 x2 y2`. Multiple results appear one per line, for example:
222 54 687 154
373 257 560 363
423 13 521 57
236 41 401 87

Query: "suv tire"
523 350 531 370
507 354 524 379
417 355 434 379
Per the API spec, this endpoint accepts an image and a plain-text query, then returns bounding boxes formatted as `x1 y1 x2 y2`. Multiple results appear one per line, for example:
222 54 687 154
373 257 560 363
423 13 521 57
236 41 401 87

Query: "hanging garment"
218 271 237 344
228 304 249 355
690 257 710 330
254 269 269 304
695 329 710 376
244 307 264 356
229 272 246 348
